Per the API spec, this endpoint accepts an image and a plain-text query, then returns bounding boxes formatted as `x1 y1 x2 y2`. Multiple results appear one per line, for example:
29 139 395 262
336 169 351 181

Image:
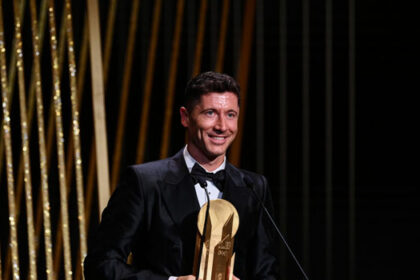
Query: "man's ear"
180 107 189 127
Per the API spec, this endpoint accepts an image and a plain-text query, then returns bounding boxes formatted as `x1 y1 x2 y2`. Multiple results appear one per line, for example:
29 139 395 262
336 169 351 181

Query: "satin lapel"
222 163 251 215
161 151 200 228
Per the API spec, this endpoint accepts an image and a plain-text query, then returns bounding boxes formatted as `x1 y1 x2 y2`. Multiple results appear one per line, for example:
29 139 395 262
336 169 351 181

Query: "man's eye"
227 112 236 118
206 110 214 116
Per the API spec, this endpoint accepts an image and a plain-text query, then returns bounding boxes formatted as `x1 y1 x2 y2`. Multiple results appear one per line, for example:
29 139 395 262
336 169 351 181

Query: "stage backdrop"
0 0 418 279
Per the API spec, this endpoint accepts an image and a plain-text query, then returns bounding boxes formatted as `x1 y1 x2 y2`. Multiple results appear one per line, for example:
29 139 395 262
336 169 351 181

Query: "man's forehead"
197 92 239 105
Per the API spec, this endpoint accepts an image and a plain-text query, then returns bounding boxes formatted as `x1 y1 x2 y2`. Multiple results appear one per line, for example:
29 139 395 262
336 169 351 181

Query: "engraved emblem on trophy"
193 199 239 280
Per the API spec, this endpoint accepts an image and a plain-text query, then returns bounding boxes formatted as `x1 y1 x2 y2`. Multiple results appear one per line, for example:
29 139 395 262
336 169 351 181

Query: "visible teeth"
211 136 224 140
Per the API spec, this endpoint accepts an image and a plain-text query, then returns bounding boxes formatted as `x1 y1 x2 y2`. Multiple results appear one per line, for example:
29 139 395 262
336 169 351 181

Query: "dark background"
0 0 419 279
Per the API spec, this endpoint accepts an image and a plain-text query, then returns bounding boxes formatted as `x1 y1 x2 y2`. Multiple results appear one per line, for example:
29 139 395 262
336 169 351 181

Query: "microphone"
194 178 210 279
244 177 310 280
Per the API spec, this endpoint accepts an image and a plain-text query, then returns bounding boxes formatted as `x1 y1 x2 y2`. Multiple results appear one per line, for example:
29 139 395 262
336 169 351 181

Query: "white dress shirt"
183 145 225 207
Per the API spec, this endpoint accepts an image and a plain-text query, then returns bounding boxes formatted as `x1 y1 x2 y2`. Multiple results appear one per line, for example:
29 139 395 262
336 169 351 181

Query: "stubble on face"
180 92 239 170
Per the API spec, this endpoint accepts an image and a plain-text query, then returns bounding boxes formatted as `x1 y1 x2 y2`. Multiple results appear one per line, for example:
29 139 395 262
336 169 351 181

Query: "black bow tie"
190 163 226 192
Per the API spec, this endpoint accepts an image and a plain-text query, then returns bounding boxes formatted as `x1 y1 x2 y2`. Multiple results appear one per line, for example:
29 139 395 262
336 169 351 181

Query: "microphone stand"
245 177 310 280
195 179 210 279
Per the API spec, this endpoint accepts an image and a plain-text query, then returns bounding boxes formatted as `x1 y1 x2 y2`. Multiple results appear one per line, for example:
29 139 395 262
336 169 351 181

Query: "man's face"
180 92 239 163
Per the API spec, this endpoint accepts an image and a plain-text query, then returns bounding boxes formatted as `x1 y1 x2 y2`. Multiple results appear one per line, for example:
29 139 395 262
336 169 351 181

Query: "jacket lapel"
161 150 200 228
222 163 251 216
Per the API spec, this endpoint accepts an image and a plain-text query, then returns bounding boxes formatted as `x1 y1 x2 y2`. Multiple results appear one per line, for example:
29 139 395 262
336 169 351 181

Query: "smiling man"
84 72 280 280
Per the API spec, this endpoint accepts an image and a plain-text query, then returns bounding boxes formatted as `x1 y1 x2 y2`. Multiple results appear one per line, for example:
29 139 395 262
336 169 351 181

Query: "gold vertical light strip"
47 0 73 278
192 0 208 77
87 0 111 215
85 144 97 222
215 0 230 72
69 15 90 280
65 0 87 274
81 0 114 233
135 0 162 164
229 0 256 166
102 0 117 87
110 0 141 190
0 0 25 179
4 1 49 278
51 1 79 277
77 16 89 99
7 0 26 93
160 0 185 159
0 0 25 211
79 0 114 235
29 0 54 278
53 11 86 267
0 0 20 278
34 0 64 255
44 3 72 276
12 0 38 278
75 24 96 280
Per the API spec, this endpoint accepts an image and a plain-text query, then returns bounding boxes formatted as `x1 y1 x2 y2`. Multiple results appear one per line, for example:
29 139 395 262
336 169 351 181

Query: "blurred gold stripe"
0 1 20 279
85 142 97 225
0 0 25 212
50 1 75 277
29 0 54 278
229 0 256 166
103 0 117 87
160 0 185 159
87 0 111 216
136 0 162 163
69 14 89 280
80 0 114 241
74 140 98 280
192 0 208 77
47 0 73 278
13 0 38 278
5 1 50 278
65 0 87 277
111 0 141 190
215 0 230 72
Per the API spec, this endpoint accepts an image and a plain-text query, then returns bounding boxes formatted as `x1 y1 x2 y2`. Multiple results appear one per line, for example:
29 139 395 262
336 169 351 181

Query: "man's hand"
176 274 238 280
176 275 197 280
227 265 240 280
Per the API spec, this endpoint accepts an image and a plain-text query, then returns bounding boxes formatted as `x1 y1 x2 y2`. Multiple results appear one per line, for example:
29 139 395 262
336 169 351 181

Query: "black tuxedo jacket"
84 150 279 279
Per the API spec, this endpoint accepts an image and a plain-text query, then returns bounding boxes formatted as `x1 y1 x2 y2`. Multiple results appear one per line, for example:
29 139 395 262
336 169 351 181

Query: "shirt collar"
183 145 226 173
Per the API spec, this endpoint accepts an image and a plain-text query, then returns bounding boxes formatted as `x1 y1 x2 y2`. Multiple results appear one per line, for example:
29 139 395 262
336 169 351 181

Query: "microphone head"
192 175 208 188
198 178 208 188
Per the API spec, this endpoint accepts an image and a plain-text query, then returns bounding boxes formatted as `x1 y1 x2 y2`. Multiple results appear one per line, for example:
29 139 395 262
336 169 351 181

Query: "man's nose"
214 115 227 131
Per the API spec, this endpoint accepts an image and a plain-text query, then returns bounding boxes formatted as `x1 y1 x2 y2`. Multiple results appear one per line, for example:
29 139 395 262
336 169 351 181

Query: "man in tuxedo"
84 72 279 279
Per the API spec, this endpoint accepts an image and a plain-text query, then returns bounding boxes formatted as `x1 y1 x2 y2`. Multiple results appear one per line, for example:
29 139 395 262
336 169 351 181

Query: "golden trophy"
193 199 239 280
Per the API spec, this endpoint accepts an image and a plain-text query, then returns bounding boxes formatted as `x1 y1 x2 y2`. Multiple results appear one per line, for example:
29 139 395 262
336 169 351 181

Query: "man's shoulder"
226 163 267 186
128 157 171 172
126 149 184 176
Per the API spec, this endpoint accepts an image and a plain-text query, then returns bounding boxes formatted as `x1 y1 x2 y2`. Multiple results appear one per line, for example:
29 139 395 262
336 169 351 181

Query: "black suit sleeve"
250 175 280 279
84 167 167 280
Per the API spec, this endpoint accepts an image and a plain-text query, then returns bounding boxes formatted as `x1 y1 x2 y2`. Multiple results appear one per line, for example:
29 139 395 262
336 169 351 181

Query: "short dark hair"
183 71 240 112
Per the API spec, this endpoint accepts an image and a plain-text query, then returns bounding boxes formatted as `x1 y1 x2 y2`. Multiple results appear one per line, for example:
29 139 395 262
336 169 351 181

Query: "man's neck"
186 145 225 172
